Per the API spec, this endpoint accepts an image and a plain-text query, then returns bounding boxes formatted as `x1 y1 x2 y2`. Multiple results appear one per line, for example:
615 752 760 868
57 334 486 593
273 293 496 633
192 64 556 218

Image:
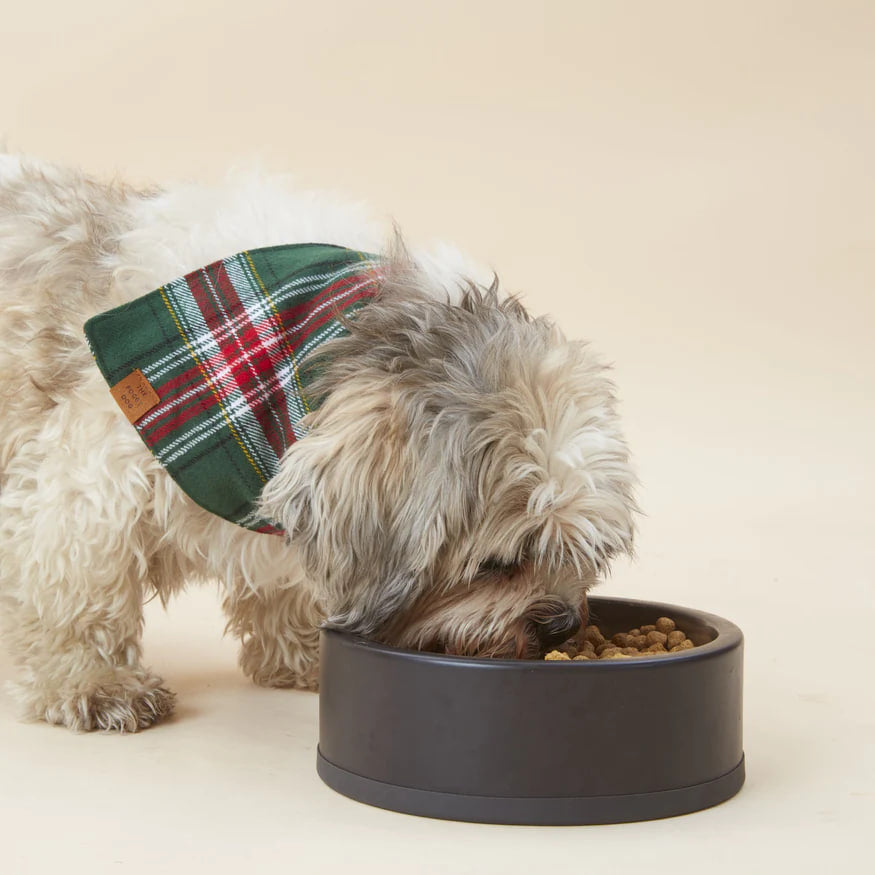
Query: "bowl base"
317 750 745 825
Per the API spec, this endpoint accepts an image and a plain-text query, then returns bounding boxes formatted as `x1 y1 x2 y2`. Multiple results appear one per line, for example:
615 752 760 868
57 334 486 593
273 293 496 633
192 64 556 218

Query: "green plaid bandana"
84 244 381 534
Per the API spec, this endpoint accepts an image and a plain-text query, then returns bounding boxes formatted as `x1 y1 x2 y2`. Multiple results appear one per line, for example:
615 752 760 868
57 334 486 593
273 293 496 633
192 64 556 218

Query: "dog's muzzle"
532 607 582 652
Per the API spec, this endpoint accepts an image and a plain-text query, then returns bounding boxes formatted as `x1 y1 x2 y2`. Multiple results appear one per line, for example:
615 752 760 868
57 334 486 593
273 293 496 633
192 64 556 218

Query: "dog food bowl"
316 596 744 825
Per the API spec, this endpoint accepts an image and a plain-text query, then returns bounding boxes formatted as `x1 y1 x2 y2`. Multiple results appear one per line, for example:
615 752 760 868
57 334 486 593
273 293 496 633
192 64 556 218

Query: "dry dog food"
544 616 696 661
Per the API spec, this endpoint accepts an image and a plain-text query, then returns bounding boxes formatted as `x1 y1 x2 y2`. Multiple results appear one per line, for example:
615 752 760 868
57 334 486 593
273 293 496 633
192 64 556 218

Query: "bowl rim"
321 595 743 670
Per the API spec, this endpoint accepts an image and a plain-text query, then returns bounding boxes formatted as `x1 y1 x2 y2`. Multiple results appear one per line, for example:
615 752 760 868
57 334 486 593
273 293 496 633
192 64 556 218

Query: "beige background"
1 1 872 871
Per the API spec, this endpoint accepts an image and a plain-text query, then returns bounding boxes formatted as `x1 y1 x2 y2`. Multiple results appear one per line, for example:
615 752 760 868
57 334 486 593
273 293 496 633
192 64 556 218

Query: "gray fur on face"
258 243 638 657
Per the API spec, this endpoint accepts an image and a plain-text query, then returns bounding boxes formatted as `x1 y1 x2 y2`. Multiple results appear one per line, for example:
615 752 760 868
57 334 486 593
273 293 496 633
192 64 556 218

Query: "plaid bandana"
84 244 381 534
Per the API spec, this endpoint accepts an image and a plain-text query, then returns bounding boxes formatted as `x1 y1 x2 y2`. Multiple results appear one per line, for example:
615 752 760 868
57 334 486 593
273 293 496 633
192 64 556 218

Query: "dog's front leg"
0 578 174 733
0 466 174 732
223 582 322 691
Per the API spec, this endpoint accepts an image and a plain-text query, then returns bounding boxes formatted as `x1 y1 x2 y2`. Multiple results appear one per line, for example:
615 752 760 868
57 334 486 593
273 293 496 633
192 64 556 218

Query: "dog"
0 155 637 731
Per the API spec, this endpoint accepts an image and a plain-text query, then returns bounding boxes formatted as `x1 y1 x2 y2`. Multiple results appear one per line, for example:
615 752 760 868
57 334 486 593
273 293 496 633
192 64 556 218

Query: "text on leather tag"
110 369 160 423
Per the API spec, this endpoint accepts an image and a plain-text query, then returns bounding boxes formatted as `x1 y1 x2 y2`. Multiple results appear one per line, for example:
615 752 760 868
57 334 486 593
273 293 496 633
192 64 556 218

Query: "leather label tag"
110 369 160 423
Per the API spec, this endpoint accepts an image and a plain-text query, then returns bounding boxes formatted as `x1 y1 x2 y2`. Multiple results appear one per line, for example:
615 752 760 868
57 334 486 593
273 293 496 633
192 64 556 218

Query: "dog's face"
259 261 636 658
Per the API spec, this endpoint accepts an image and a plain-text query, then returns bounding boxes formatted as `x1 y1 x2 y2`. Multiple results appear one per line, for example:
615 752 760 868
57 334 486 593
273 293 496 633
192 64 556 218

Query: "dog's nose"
535 609 582 651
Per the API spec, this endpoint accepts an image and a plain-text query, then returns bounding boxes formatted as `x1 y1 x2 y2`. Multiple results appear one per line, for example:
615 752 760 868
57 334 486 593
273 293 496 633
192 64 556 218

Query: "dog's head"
259 252 637 658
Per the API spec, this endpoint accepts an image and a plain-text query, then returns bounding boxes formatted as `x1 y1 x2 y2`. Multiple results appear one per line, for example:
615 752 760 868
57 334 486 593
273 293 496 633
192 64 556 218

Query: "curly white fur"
0 155 636 731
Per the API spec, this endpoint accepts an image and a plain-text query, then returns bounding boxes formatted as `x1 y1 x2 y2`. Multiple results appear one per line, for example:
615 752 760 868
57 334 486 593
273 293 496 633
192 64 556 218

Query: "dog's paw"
239 638 319 691
251 667 320 692
40 674 176 733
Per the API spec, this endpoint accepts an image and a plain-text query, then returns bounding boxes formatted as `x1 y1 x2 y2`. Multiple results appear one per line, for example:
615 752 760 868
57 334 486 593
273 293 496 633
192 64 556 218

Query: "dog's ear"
521 338 639 576
257 380 449 634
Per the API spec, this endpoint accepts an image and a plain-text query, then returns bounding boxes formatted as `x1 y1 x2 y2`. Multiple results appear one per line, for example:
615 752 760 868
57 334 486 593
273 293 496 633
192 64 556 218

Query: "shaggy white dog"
0 155 636 731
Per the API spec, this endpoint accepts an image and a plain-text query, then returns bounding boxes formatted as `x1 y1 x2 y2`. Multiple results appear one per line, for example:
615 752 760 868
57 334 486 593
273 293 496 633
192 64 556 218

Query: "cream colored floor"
1 2 872 872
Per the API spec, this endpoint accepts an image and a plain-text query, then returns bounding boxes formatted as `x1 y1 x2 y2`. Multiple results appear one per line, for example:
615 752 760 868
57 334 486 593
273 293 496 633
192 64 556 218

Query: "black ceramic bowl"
317 596 744 825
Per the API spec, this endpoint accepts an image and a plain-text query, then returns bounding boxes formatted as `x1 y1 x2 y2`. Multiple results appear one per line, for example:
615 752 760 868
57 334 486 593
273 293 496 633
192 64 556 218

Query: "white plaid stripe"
150 281 372 466
139 273 375 433
158 319 348 466
160 277 274 479
142 258 377 382
200 263 288 455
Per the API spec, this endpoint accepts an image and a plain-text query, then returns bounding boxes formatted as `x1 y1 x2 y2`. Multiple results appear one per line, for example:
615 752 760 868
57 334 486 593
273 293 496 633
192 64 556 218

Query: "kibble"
557 641 579 658
630 635 648 649
666 630 687 649
543 618 697 661
583 626 605 646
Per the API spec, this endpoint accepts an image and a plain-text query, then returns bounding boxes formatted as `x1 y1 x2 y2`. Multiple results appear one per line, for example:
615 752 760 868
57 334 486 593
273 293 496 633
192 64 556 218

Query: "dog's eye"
478 557 516 576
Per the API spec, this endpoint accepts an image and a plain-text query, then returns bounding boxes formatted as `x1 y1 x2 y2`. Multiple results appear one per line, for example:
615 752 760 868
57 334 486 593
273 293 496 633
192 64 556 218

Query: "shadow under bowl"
317 596 744 825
